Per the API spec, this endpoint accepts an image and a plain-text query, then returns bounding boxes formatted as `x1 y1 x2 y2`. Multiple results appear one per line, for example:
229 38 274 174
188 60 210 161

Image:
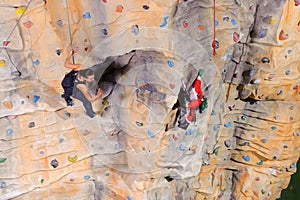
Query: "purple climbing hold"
28 122 35 128
258 29 268 38
143 5 149 10
57 19 63 27
132 25 139 35
50 159 59 168
56 49 62 56
102 29 108 36
261 57 270 63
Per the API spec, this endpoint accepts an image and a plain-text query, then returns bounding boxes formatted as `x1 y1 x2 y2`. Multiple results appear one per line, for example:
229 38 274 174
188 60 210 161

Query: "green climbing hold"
213 125 220 131
271 126 277 130
198 69 204 77
136 121 143 127
241 115 247 120
41 179 45 183
257 160 264 165
0 158 7 163
261 189 266 194
213 146 220 156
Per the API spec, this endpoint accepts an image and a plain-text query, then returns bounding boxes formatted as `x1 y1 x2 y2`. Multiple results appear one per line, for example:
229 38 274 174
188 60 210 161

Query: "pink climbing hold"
183 21 188 28
294 0 300 6
23 21 33 28
3 41 10 46
233 32 240 42
169 84 175 89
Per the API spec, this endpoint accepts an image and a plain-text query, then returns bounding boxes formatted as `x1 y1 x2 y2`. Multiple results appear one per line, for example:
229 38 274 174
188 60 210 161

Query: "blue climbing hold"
290 163 296 169
211 110 217 115
285 69 291 75
59 138 64 143
215 20 219 26
160 16 169 28
28 122 35 128
186 129 195 135
33 60 40 65
1 181 6 188
127 195 132 200
84 175 90 180
21 100 25 105
231 19 237 25
258 29 268 38
132 25 139 35
147 130 155 138
261 57 270 63
102 29 108 36
224 121 233 127
57 19 63 27
6 129 13 136
242 155 250 162
179 144 186 151
115 144 120 150
33 95 40 103
167 60 174 68
65 111 71 118
83 12 91 19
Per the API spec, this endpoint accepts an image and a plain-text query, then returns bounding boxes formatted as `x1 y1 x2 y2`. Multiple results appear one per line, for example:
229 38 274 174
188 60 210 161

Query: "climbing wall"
0 0 299 199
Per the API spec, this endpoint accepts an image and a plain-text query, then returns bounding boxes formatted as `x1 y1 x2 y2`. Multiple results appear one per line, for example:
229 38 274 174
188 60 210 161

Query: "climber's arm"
76 84 101 102
64 48 83 71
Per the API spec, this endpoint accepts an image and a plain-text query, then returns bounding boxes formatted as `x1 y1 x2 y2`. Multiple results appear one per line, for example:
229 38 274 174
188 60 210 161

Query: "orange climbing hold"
3 101 13 109
116 5 123 13
198 25 204 30
279 30 288 40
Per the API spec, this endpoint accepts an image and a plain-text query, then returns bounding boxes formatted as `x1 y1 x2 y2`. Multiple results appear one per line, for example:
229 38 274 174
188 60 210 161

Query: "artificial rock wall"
0 0 299 199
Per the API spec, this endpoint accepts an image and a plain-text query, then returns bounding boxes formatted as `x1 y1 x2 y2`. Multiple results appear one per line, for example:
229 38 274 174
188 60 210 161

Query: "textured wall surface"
0 0 299 199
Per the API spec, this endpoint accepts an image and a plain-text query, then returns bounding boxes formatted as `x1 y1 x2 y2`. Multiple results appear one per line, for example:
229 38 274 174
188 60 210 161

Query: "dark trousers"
62 86 73 102
72 90 95 115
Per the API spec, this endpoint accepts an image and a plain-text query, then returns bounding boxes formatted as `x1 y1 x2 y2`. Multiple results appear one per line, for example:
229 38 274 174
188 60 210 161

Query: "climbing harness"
0 0 33 55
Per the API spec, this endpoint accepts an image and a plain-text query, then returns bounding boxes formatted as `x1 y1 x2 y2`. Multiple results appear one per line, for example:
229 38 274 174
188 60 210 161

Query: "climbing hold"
233 32 240 42
65 111 71 118
59 138 64 143
244 141 250 146
23 21 33 28
102 100 109 106
295 0 300 6
167 60 174 68
241 115 247 120
198 25 204 30
213 125 220 131
179 144 186 151
68 155 78 163
143 5 149 10
283 144 288 148
57 19 63 27
279 30 288 40
277 89 283 96
6 129 13 136
169 84 175 89
132 25 139 35
250 79 260 85
213 146 220 156
0 158 7 163
261 189 266 194
56 49 62 56
293 85 298 90
3 101 12 109
261 57 270 63
136 121 143 127
115 144 120 150
186 129 195 135
269 17 276 24
147 130 155 138
258 29 268 38
102 0 107 3
40 150 44 155
183 21 188 28
16 6 26 15
33 60 40 65
41 179 44 183
285 69 291 75
3 41 10 47
224 140 231 148
83 12 91 18
290 163 296 168
28 122 35 128
126 195 132 200
50 159 59 168
84 175 90 180
1 181 6 188
224 121 233 128
242 155 250 162
33 95 40 103
0 60 5 67
115 5 123 13
271 126 277 130
257 160 264 165
160 16 169 28
261 138 268 143
211 109 217 115
212 40 219 49
102 29 108 36
215 20 219 26
231 19 237 25
223 16 229 22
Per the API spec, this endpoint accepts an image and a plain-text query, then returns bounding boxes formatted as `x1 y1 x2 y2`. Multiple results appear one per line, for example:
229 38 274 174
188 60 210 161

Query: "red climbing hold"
3 41 10 46
294 0 300 6
23 21 33 28
279 30 288 40
183 21 188 28
233 32 240 42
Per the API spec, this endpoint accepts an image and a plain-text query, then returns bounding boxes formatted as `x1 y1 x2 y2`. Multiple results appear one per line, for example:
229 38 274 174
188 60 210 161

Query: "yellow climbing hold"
0 60 5 67
269 17 276 25
68 155 78 163
16 6 26 15
3 101 13 109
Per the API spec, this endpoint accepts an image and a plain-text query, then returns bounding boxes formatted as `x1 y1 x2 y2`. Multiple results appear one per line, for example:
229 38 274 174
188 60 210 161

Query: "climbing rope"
0 0 33 55
212 0 217 56
65 0 75 64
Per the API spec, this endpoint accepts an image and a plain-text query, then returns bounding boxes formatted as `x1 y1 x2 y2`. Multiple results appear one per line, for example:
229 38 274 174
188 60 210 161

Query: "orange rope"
213 0 217 56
